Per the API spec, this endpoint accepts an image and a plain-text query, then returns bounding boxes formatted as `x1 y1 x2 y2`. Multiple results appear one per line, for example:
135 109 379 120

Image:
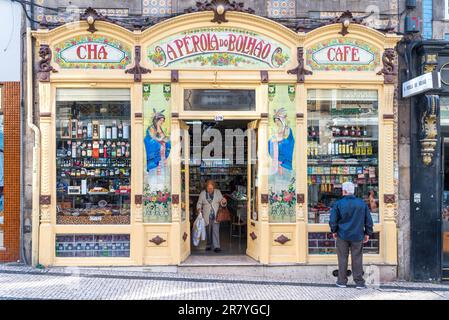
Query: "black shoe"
205 247 211 251
214 248 221 253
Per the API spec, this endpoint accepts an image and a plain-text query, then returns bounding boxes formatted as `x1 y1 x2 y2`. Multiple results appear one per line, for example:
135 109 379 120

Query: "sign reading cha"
148 29 290 69
59 42 127 63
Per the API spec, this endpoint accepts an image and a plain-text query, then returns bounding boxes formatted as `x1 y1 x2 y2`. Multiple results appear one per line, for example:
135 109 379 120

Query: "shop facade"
407 40 449 281
32 7 401 274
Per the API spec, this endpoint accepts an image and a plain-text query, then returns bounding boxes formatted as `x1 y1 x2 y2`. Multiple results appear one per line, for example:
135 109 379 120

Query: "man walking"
329 182 374 289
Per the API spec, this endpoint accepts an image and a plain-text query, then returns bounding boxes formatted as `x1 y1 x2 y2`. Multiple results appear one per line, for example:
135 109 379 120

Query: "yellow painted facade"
32 11 401 267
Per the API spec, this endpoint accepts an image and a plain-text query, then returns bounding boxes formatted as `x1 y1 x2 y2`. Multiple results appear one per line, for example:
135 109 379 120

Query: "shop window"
56 89 131 225
307 89 379 224
55 234 130 257
308 232 380 255
184 89 256 111
267 0 296 18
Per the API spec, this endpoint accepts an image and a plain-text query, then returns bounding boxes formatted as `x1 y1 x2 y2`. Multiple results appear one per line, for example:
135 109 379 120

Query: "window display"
308 232 379 255
55 234 130 257
307 89 379 224
56 89 131 225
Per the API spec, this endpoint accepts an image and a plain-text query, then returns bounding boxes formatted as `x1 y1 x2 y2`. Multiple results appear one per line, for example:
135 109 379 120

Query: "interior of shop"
184 120 252 255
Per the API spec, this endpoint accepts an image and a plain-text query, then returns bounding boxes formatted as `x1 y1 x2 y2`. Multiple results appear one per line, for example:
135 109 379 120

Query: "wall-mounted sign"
54 35 132 69
306 38 379 71
147 27 290 69
402 72 441 98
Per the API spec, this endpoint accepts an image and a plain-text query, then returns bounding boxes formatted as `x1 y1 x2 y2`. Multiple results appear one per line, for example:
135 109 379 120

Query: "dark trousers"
336 238 364 285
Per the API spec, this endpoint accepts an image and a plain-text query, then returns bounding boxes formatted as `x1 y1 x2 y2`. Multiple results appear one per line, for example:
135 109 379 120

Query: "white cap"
342 181 355 195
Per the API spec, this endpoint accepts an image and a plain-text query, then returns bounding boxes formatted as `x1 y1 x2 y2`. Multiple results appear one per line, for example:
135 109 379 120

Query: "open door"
180 120 191 262
247 120 260 260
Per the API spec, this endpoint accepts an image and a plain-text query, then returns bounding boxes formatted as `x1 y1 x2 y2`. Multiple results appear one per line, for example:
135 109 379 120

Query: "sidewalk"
0 263 447 300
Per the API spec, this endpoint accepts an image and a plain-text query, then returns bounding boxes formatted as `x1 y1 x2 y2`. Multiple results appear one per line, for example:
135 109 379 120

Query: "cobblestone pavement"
0 264 448 300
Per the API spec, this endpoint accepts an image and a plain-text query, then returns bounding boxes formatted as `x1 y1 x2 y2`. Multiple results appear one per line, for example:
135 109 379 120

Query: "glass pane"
308 232 380 255
56 91 131 225
55 234 130 257
307 89 379 224
184 89 256 111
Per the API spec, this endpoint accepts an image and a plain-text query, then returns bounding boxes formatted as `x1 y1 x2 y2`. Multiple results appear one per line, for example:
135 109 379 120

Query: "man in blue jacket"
329 182 373 289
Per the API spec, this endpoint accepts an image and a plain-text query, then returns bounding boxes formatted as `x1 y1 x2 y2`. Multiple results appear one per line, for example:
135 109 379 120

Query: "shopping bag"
192 212 205 247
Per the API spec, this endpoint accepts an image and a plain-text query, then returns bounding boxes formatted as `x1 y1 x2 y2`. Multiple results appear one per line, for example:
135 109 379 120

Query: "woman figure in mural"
144 108 171 191
268 107 295 217
268 107 295 180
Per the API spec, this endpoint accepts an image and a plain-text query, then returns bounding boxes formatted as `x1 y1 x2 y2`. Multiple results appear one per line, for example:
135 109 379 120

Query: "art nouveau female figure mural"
143 108 171 222
268 106 296 221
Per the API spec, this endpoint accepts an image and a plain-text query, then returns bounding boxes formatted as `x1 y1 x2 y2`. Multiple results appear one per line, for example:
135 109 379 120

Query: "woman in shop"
144 108 171 191
196 179 227 253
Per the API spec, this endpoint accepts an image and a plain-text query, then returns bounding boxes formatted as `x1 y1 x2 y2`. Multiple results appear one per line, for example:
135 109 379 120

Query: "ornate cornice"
184 0 255 24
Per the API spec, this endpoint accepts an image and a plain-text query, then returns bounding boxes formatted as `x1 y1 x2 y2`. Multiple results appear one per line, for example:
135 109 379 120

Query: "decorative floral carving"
287 47 312 83
40 195 51 206
149 235 166 245
37 45 57 82
420 95 439 166
377 48 397 84
384 194 396 204
274 234 291 245
184 0 255 24
125 46 151 82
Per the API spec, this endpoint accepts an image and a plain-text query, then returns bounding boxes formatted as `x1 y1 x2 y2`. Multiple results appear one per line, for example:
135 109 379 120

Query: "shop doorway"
182 120 256 256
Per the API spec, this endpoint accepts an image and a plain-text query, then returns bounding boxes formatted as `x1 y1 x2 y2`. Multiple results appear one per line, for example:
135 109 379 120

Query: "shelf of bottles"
55 234 131 257
56 101 131 225
307 89 380 225
308 232 380 255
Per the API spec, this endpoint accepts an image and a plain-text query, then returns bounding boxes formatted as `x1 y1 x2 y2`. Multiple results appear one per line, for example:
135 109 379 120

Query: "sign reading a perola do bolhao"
54 35 132 69
147 28 290 69
306 38 380 71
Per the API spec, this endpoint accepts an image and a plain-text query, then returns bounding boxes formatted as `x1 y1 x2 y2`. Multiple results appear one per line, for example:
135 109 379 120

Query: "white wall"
0 0 22 82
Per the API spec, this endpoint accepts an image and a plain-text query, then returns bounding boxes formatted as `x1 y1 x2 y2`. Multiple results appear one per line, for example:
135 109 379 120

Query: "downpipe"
26 26 41 266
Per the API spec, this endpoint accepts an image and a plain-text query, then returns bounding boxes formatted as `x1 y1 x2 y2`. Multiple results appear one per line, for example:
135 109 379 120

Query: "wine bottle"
87 121 93 139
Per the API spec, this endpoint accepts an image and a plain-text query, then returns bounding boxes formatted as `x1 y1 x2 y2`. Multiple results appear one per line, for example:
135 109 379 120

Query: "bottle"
67 140 72 157
106 126 112 140
81 143 87 157
71 121 77 138
112 121 117 140
125 143 130 157
118 121 123 139
72 142 77 159
123 122 129 140
100 124 106 139
83 125 87 139
99 140 104 158
87 122 93 139
111 142 117 158
87 143 92 157
121 142 126 157
77 121 83 139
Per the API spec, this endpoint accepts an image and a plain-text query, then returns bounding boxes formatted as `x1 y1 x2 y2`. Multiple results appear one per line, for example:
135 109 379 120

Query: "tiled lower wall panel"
0 82 21 262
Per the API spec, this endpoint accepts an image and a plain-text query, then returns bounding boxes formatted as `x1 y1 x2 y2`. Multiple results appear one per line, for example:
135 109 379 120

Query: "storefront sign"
306 38 379 71
147 28 290 69
54 35 131 69
402 72 441 98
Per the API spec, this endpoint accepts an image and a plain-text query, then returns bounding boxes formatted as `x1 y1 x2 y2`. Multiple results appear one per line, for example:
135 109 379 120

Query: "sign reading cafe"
147 28 290 69
306 38 380 71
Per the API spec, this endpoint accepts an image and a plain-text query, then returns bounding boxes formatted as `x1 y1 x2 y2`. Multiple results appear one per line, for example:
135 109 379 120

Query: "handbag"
216 206 231 223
